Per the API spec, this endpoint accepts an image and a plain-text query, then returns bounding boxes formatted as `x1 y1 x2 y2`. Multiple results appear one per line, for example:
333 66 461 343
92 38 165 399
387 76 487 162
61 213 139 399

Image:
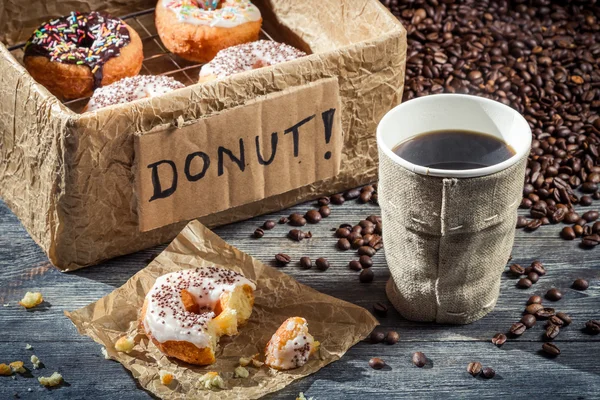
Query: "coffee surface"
392 129 515 170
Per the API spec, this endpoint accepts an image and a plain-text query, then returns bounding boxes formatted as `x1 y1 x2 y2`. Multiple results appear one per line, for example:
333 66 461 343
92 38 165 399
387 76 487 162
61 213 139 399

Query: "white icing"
267 318 315 369
199 40 306 79
143 267 255 348
86 75 184 111
163 0 261 28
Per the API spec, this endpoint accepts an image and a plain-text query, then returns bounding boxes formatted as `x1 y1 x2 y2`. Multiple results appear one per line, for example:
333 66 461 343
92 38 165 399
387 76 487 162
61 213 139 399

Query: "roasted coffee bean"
275 253 291 266
582 234 600 247
330 194 345 205
319 206 331 218
481 367 496 379
530 204 547 219
564 212 580 224
581 182 598 193
385 331 400 345
521 314 537 329
315 258 330 271
299 256 312 270
527 295 543 305
517 278 533 289
336 227 351 238
263 220 276 230
542 343 561 357
352 225 363 234
362 226 375 235
509 322 526 336
548 316 564 328
351 238 365 249
541 217 550 225
545 288 563 301
535 308 556 319
278 217 289 224
561 226 576 240
358 246 377 257
516 216 528 228
373 302 388 318
289 213 307 226
593 222 600 234
411 352 427 368
582 211 599 222
525 303 544 315
572 278 589 291
344 188 361 200
530 261 546 276
348 231 363 242
369 357 386 370
361 185 375 193
491 333 507 347
525 219 542 231
545 324 560 340
585 320 600 334
467 362 482 377
359 220 374 229
575 218 588 227
556 312 572 326
359 255 373 269
574 225 585 237
367 215 381 224
288 229 306 241
370 330 385 344
359 191 372 204
305 210 322 224
362 234 374 243
253 228 265 238
580 195 593 207
527 272 539 283
551 207 567 223
368 235 383 249
317 197 330 207
348 260 362 271
359 268 374 283
337 238 351 250
508 264 525 276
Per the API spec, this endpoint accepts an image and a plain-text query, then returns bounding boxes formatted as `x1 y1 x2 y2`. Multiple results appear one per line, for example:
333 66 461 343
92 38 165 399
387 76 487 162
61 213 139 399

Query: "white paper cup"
376 94 531 324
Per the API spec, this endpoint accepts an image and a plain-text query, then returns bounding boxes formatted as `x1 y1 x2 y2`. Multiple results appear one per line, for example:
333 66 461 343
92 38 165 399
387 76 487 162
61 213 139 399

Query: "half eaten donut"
141 267 255 365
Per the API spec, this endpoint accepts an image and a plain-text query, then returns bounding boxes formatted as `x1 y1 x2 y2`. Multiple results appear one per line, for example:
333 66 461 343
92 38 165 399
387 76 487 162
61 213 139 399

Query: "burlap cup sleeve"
378 148 527 324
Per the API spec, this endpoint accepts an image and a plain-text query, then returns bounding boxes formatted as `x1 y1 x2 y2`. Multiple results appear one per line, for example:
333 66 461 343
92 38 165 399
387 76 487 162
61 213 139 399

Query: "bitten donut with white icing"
156 0 262 62
84 75 185 112
264 317 319 370
141 267 255 365
199 40 306 83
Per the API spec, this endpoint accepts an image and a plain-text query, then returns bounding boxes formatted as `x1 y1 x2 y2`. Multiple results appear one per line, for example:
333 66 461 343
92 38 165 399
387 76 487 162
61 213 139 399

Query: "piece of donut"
23 11 143 100
84 75 185 112
264 317 319 370
198 40 306 83
155 0 262 62
141 267 255 365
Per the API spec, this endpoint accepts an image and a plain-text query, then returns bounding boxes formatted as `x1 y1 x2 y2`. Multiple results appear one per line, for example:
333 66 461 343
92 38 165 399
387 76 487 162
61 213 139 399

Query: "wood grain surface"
0 191 598 399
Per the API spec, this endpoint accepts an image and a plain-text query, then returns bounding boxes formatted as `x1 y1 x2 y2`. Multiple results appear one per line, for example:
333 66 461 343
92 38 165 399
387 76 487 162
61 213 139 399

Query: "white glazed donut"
141 267 255 365
199 40 307 82
85 75 184 112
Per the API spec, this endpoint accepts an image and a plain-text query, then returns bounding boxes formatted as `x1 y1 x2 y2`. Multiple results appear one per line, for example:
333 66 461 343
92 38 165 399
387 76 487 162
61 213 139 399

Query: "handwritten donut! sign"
134 78 343 232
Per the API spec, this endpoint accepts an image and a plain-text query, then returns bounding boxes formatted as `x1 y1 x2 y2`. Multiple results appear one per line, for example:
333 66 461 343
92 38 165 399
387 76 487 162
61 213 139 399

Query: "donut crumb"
19 292 43 309
159 370 174 385
234 366 249 378
115 336 135 353
198 371 225 390
38 372 63 387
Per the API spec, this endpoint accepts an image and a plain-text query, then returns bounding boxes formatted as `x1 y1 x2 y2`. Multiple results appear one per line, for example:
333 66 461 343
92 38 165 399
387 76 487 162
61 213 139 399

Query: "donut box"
0 0 406 270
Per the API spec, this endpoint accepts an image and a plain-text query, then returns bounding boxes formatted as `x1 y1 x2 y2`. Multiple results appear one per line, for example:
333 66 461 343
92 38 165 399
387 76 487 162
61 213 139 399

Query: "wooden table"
0 194 598 399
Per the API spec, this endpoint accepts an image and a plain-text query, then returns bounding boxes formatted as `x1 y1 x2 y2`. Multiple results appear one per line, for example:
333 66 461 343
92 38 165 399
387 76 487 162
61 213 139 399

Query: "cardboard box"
0 0 406 270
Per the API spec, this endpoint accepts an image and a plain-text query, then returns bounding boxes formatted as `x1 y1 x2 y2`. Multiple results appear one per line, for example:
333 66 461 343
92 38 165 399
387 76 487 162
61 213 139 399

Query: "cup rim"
376 94 532 178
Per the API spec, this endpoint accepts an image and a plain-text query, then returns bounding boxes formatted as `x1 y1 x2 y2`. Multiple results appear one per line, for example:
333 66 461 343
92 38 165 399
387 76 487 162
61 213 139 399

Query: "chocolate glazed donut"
24 11 143 100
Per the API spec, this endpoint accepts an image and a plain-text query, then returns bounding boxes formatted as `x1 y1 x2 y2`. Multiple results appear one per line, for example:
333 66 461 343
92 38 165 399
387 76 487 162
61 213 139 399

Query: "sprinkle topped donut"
143 267 256 349
24 11 132 88
199 40 307 81
164 0 261 27
85 75 185 112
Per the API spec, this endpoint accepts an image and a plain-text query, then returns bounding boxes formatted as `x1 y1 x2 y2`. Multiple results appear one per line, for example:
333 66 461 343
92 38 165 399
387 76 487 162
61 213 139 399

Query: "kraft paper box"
0 0 406 270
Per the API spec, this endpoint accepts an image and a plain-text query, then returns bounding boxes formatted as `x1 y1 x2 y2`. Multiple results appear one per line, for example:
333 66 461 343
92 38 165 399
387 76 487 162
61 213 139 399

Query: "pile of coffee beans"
506 260 547 288
369 329 400 345
383 0 600 247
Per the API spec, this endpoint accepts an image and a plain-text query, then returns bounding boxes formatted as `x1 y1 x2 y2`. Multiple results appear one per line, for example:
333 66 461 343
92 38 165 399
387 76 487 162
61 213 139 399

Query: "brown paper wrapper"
66 220 377 399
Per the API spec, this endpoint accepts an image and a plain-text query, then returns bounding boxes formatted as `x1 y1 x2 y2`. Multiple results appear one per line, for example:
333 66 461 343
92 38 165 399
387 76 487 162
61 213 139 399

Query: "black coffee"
392 129 515 170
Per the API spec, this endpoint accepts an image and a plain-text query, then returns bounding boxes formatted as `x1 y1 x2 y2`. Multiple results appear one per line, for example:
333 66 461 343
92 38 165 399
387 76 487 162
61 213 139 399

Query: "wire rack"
8 8 276 113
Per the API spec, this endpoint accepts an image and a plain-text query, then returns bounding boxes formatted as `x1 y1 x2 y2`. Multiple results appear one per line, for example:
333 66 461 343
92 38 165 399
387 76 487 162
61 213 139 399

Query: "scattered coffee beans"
337 238 351 250
289 213 307 227
481 367 496 379
527 295 543 305
545 324 560 340
348 260 362 271
275 253 291 266
509 322 526 337
521 314 536 329
561 226 576 240
411 352 427 368
358 246 376 257
542 343 561 357
253 228 265 238
369 357 386 370
525 303 544 315
315 258 330 271
288 229 306 242
317 197 330 207
305 210 322 224
263 220 276 230
517 278 533 289
359 268 374 283
545 288 563 301
527 272 539 283
385 331 400 345
556 312 572 326
572 278 589 290
586 320 600 334
330 194 345 205
548 316 564 328
491 333 507 347
535 308 556 319
508 263 525 276
467 362 482 377
530 261 546 276
299 256 312 270
359 255 373 269
319 206 331 218
278 217 288 224
373 302 388 318
370 330 385 344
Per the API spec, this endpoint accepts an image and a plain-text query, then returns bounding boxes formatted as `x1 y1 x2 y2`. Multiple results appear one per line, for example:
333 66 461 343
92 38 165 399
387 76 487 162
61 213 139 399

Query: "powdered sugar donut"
264 317 319 370
140 267 255 365
199 40 306 82
156 0 262 62
84 75 184 112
